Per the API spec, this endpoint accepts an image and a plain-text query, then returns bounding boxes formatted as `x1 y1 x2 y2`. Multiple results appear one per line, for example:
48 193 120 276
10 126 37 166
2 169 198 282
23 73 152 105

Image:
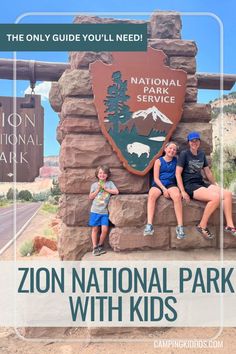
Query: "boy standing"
89 165 119 256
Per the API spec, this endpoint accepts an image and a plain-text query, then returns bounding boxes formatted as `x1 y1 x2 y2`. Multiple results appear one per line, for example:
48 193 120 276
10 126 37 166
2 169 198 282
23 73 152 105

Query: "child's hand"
163 188 170 199
99 180 105 191
181 191 190 203
103 186 109 193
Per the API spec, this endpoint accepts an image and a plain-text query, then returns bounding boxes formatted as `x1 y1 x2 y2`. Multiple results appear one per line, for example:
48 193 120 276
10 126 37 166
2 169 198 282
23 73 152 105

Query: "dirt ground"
1 210 236 353
0 326 236 354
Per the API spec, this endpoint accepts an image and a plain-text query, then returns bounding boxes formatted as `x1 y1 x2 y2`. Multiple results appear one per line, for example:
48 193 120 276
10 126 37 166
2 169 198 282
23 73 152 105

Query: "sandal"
196 225 215 240
224 226 236 237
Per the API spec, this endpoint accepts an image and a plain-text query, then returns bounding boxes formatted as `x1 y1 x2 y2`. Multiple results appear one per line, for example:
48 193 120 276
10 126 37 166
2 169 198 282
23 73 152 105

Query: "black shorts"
185 181 211 199
152 183 178 195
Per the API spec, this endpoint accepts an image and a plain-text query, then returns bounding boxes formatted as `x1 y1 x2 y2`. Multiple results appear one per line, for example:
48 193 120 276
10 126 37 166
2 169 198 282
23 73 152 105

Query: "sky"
0 0 235 156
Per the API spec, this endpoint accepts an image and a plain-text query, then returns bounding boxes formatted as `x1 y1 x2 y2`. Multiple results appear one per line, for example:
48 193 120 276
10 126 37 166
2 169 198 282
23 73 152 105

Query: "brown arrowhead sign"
90 47 187 175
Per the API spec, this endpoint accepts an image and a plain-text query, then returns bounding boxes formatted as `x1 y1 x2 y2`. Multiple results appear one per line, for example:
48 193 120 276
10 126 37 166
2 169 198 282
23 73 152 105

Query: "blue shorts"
89 212 109 227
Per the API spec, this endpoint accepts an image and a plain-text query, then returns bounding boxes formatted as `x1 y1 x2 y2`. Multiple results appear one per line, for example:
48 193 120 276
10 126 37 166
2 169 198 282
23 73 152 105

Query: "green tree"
7 188 18 200
18 190 33 201
104 71 132 132
212 144 236 189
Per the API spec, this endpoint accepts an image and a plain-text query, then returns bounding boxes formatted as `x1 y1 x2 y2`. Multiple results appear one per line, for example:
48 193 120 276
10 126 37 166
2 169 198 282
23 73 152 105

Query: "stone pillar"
49 12 236 259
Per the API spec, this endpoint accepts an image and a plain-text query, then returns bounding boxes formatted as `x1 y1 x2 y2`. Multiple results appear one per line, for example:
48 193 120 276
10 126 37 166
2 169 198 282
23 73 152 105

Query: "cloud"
24 81 51 101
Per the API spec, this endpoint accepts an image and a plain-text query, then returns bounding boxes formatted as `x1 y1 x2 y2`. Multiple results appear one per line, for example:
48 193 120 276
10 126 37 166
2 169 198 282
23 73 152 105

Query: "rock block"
60 117 100 134
62 97 97 116
153 198 215 226
59 69 92 97
59 193 227 229
182 103 211 123
70 51 113 70
223 232 236 248
182 200 216 225
73 15 147 26
59 223 92 260
150 11 182 39
60 134 122 169
38 246 57 257
60 194 91 226
49 82 63 112
109 195 148 227
108 195 217 227
209 203 236 226
169 56 196 74
185 87 198 102
59 167 149 194
186 75 198 87
56 124 64 144
170 226 217 249
149 39 197 56
33 236 57 252
221 198 236 248
109 227 170 251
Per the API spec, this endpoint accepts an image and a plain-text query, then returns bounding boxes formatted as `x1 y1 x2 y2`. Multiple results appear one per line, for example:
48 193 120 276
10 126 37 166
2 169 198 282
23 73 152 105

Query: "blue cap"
187 131 201 141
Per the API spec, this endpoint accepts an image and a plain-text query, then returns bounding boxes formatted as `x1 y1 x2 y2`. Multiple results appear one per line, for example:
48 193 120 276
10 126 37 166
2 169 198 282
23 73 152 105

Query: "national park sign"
90 47 187 175
0 94 44 182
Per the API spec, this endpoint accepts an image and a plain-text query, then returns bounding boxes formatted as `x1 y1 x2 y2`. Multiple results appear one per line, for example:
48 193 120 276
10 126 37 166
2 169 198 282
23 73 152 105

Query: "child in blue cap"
176 131 236 239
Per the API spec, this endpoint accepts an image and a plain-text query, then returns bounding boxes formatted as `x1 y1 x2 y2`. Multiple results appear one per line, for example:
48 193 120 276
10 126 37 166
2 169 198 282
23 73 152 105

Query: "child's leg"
193 187 220 228
147 187 162 224
207 185 235 227
91 226 99 248
168 187 183 226
223 189 234 227
99 225 109 246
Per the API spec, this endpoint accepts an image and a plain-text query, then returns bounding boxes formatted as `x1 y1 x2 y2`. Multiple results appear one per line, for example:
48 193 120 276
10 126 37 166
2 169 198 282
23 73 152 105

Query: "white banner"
0 261 235 327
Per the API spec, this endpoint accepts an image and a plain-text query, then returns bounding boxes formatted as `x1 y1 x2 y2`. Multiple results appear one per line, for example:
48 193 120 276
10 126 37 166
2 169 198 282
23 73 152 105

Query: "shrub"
50 179 61 196
212 145 236 190
33 191 50 202
19 240 34 257
0 199 10 207
41 202 58 214
43 228 54 236
47 195 59 205
18 190 33 201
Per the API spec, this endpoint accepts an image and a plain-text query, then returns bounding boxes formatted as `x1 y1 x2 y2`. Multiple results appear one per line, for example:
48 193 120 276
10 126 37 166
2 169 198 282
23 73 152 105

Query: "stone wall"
49 11 236 260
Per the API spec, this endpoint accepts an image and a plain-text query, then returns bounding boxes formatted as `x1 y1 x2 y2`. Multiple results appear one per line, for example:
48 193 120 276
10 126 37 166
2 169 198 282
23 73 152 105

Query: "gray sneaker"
98 245 106 255
92 247 100 256
143 224 154 236
176 226 186 240
196 225 215 240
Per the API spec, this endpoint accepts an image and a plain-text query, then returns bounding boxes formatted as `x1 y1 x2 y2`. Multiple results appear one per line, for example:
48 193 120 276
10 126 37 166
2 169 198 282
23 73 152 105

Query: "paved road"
0 203 41 252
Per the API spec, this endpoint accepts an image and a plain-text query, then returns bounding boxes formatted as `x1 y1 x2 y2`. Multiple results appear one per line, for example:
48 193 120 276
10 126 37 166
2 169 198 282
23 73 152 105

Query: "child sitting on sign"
89 165 119 256
176 131 236 239
144 141 187 239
